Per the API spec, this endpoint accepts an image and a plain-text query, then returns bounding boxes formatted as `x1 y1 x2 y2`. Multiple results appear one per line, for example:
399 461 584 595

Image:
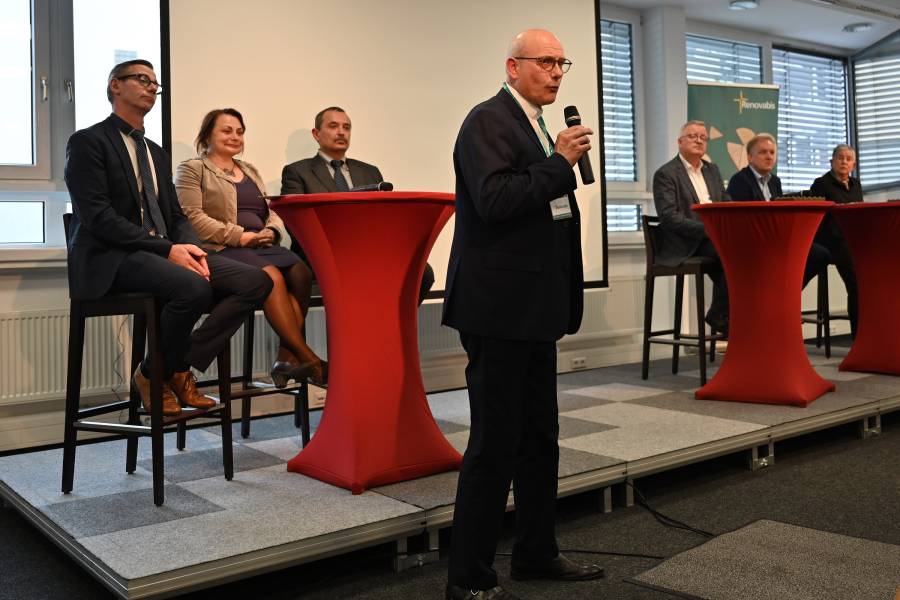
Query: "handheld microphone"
563 105 595 185
350 181 394 192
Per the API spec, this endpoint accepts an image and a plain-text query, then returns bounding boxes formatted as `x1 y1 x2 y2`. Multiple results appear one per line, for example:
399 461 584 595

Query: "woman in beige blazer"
175 108 326 386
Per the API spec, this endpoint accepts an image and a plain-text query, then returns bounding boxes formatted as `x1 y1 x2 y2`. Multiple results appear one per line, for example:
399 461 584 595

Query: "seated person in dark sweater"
726 133 830 290
808 144 864 337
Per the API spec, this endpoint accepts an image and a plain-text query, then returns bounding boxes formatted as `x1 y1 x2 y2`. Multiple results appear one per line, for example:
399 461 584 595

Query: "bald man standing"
443 29 604 600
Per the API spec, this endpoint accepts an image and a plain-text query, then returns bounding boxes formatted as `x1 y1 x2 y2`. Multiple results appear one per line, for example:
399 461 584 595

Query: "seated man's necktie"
130 129 168 237
330 159 350 192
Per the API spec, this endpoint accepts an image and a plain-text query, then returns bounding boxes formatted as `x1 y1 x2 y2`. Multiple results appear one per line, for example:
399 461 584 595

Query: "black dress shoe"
510 553 605 582
446 585 521 599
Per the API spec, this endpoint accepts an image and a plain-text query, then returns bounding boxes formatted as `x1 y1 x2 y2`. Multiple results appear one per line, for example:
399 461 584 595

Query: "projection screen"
164 0 608 293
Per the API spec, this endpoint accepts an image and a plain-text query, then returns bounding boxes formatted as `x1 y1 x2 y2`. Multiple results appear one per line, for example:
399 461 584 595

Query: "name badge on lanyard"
550 196 573 220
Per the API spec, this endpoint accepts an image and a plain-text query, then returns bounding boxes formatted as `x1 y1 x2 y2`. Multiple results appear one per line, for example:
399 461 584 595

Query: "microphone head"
564 105 581 125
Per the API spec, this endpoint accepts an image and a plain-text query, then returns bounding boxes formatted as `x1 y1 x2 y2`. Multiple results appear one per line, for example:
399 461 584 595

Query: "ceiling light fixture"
729 0 759 9
843 22 873 33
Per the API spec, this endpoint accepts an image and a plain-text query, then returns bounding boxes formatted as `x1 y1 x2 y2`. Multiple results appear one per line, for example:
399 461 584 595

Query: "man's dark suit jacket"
810 171 864 245
652 155 730 268
442 89 584 342
726 165 783 201
64 115 201 300
280 154 383 194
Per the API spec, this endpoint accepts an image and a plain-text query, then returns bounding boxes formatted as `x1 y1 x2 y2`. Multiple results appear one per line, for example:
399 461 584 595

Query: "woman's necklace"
223 165 236 177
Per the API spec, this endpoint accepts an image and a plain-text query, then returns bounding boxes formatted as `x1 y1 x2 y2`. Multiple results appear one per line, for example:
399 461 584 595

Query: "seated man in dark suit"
652 120 730 334
726 133 830 289
65 59 272 416
280 107 434 304
809 144 863 337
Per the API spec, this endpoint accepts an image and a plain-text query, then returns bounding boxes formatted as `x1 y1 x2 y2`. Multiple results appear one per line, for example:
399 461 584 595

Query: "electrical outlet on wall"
571 356 587 369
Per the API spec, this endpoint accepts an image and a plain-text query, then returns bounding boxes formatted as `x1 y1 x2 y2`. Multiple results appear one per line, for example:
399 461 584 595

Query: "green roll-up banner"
687 82 780 184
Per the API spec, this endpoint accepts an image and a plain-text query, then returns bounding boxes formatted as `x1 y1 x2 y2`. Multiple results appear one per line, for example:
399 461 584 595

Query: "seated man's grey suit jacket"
281 154 383 194
652 155 729 267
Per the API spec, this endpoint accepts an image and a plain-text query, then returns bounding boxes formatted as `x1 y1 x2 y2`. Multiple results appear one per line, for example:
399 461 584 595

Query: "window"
685 35 762 84
600 19 637 182
73 0 162 142
853 30 900 189
0 0 49 179
772 48 848 191
0 0 161 246
607 204 641 232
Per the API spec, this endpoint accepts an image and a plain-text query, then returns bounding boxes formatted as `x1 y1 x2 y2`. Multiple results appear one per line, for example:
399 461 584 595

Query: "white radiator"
0 309 288 406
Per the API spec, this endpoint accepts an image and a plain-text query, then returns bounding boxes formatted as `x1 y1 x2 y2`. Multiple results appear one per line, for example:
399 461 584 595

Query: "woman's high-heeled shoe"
270 360 317 389
310 360 328 386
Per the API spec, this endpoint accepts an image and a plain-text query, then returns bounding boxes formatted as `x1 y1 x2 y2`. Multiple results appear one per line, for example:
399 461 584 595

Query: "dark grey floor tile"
42 485 223 538
138 445 284 484
558 415 618 440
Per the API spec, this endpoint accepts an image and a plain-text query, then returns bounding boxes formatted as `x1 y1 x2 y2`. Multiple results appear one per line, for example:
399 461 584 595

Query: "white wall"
167 0 606 288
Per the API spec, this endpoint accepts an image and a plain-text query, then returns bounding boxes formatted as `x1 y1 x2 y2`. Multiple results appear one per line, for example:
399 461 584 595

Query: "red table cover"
693 201 835 406
832 202 900 375
270 191 462 493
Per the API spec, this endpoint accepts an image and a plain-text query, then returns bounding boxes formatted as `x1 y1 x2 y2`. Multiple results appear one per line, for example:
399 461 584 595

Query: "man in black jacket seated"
280 106 434 304
652 121 730 334
809 144 863 337
65 59 272 416
726 133 830 289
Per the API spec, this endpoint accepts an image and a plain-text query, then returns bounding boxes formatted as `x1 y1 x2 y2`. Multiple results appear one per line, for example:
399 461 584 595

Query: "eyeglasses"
117 73 163 94
681 133 708 142
514 56 573 73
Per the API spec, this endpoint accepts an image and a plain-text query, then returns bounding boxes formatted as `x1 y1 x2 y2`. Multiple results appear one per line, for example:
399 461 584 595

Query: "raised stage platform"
1 342 898 599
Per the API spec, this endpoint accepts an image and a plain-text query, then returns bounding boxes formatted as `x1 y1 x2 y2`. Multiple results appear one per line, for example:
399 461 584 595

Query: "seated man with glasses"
652 120 731 335
65 59 273 416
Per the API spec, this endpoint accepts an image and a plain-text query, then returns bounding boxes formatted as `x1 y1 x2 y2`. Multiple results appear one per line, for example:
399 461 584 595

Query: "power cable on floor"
628 481 716 538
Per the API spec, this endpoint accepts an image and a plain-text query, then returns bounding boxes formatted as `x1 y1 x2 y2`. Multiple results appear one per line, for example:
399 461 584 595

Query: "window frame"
772 45 851 193
850 29 900 192
599 4 646 195
0 0 51 180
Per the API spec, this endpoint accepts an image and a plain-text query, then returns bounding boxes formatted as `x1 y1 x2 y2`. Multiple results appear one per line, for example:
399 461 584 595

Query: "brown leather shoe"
169 371 216 409
132 367 181 416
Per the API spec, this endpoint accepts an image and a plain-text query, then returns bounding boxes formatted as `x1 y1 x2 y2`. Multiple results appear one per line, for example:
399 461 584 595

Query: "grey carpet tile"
434 418 469 435
833 379 900 400
564 382 673 402
243 436 302 462
0 442 154 507
373 470 459 510
814 364 872 382
41 484 224 539
76 465 422 580
558 392 617 412
202 412 322 442
560 402 764 461
137 444 283 484
427 389 471 427
558 415 618 440
625 390 881 427
630 519 900 600
557 446 623 478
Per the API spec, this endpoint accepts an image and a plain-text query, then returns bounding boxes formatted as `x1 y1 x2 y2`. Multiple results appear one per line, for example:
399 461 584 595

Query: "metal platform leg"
393 532 440 573
858 414 881 439
599 486 612 514
614 478 634 508
749 440 775 471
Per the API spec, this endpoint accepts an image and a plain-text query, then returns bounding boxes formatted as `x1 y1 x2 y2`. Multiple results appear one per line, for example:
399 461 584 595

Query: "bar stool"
61 214 233 507
641 215 723 385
